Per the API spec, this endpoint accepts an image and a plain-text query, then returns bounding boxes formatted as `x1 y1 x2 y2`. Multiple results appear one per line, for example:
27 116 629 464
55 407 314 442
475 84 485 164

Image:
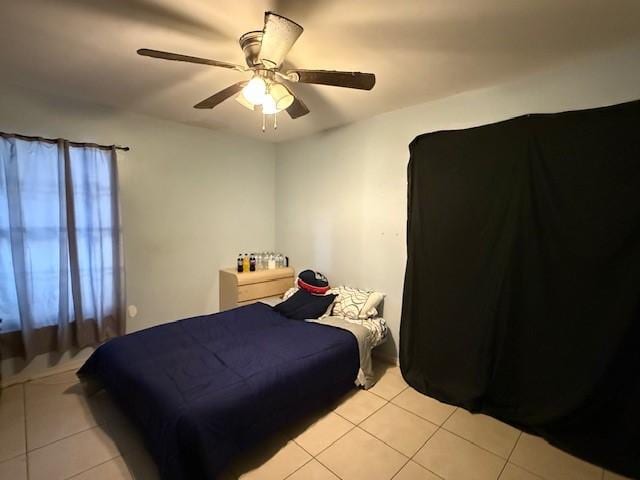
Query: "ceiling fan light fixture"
262 95 278 115
242 76 267 105
262 83 294 114
238 30 263 67
235 93 256 111
137 10 376 130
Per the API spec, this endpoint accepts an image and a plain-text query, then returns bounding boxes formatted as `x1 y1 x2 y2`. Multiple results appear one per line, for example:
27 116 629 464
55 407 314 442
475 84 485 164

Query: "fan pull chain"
262 113 266 133
274 112 278 130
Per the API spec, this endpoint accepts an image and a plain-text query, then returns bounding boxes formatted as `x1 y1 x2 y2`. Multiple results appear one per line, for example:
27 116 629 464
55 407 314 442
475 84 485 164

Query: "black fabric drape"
400 99 640 478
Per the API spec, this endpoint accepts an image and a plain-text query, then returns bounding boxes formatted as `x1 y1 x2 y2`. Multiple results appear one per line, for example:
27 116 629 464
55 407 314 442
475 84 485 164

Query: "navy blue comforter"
78 302 359 479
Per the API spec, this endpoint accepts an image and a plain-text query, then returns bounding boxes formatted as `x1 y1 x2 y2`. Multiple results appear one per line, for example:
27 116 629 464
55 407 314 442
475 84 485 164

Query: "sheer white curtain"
0 136 124 360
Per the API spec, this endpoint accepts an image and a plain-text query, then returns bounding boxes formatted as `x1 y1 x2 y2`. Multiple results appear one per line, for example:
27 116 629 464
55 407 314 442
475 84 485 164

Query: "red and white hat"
297 270 330 295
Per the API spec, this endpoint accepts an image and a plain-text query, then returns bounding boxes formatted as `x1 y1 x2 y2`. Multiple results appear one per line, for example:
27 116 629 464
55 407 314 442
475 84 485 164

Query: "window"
0 136 122 348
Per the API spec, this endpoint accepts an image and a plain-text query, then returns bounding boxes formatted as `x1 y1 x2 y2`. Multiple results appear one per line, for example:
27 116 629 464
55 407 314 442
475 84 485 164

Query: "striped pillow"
331 286 385 319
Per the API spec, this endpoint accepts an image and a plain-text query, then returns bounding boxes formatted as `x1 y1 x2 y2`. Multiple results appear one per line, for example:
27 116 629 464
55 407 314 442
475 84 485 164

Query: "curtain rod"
0 131 130 152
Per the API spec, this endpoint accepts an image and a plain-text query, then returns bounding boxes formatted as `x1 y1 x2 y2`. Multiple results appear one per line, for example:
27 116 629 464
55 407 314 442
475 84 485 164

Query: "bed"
78 302 362 480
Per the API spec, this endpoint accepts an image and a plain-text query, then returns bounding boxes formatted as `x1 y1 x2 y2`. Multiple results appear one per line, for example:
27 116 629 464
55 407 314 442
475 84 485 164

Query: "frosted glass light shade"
242 76 267 105
262 83 294 114
262 95 277 114
235 94 256 110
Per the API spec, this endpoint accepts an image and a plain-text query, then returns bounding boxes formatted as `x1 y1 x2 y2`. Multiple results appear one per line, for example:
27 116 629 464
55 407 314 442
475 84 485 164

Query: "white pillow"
282 287 298 300
331 286 385 319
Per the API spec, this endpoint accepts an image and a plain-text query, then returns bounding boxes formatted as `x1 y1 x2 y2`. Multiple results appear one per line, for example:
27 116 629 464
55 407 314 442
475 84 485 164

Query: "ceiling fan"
137 11 376 131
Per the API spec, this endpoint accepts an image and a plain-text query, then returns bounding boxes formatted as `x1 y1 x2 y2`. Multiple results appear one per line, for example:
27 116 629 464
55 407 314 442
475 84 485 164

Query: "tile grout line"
25 423 99 455
22 374 100 456
24 420 122 480
2 362 85 389
402 407 460 480
309 390 401 480
357 393 447 460
0 452 28 464
389 457 412 480
406 424 445 480
506 431 523 462
437 423 518 460
311 387 446 479
388 397 525 463
295 423 357 459
286 397 361 463
496 431 523 479
366 374 408 402
384 414 446 480
64 454 123 480
312 390 388 457
332 393 388 427
305 414 360 480
20 386 126 456
352 424 412 460
371 385 409 403
312 456 344 480
280 456 314 480
506 436 551 480
508 433 604 480
388 399 452 429
505 461 549 480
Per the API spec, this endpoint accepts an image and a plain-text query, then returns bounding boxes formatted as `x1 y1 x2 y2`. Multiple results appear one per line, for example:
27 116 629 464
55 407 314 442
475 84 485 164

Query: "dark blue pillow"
273 289 337 320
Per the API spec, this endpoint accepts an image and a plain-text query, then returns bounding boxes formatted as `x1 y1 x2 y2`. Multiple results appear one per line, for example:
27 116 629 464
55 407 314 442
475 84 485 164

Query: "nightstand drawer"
237 277 293 302
219 267 295 311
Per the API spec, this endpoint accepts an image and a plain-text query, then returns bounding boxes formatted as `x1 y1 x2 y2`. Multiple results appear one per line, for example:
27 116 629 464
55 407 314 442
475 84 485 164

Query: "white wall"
1 83 276 383
275 43 640 361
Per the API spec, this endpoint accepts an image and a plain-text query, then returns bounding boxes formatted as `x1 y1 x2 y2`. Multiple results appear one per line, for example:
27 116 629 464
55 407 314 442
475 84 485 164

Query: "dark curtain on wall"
400 100 640 478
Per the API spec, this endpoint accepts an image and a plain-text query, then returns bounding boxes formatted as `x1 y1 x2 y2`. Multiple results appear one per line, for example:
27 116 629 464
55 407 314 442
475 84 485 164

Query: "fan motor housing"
239 30 263 67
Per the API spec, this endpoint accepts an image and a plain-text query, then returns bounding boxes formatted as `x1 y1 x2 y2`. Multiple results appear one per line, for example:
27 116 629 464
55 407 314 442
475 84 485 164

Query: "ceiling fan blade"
194 82 247 109
137 48 246 72
286 93 310 119
287 69 376 90
258 12 303 68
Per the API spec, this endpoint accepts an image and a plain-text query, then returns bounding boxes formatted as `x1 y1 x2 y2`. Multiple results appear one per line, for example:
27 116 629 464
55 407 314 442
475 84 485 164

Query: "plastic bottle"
237 254 243 273
249 253 256 272
242 253 250 273
268 253 276 270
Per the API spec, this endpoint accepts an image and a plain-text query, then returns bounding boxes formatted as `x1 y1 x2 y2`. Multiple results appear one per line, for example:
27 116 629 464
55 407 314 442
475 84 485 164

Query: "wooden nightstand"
219 267 295 311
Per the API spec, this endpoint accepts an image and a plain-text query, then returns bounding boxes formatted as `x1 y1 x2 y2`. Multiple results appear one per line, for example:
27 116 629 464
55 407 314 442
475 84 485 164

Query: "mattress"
78 302 359 480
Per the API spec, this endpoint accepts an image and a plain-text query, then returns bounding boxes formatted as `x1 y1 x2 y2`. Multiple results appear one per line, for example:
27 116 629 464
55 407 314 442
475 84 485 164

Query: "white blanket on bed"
308 316 385 389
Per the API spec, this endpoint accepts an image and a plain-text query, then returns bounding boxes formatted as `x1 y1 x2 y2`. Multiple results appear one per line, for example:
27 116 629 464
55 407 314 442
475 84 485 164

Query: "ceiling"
2 0 640 142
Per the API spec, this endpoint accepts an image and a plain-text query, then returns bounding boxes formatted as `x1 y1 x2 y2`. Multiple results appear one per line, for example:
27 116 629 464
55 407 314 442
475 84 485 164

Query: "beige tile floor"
0 361 631 480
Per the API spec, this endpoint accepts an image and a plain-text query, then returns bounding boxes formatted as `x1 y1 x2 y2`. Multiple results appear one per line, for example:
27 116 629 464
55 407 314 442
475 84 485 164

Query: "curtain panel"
0 135 124 361
400 100 640 477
